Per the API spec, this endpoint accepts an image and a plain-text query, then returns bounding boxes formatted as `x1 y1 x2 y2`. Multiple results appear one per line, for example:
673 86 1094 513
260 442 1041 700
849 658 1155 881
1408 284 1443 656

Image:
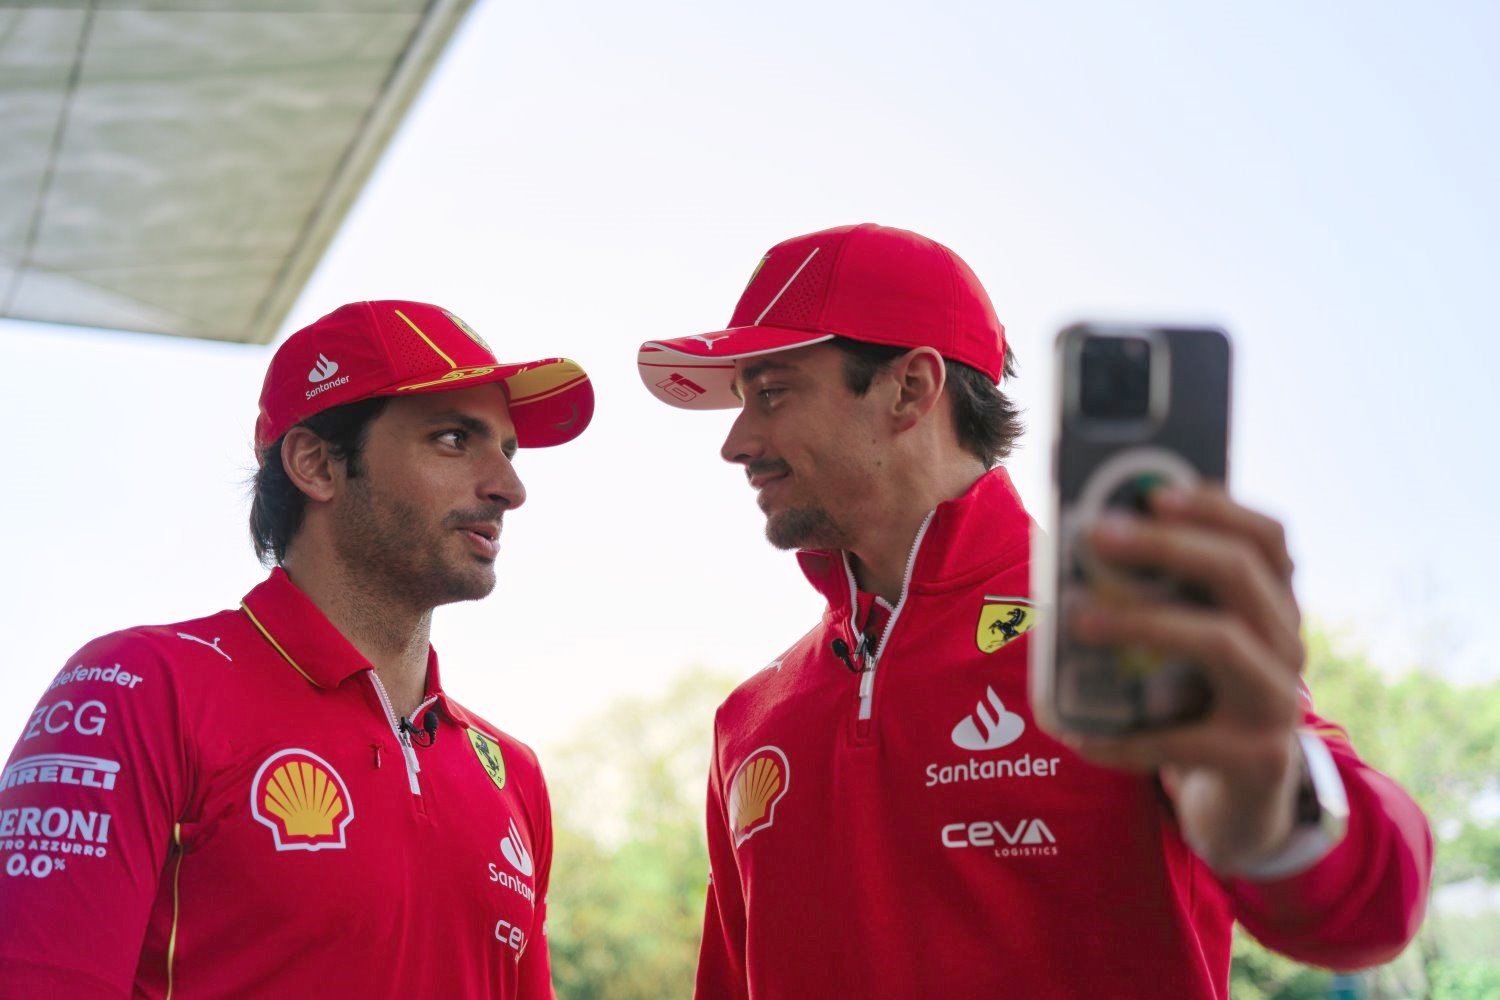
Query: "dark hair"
249 397 391 566
832 337 1022 467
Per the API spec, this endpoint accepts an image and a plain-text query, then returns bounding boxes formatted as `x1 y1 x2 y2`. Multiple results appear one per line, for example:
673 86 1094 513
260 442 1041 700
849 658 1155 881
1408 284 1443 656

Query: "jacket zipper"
366 672 423 796
848 510 936 725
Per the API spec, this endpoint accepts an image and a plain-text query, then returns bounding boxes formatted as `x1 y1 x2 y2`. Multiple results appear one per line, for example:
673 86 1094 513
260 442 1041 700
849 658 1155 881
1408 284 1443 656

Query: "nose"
482 450 527 511
720 405 762 466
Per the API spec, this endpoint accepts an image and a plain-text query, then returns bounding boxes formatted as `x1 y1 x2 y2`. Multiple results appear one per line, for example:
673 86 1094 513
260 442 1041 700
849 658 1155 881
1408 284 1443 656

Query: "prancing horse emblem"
975 598 1036 654
467 729 507 791
990 608 1027 640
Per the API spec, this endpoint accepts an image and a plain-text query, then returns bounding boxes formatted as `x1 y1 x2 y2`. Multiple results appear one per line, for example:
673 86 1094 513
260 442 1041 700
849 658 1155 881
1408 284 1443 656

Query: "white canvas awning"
0 0 475 343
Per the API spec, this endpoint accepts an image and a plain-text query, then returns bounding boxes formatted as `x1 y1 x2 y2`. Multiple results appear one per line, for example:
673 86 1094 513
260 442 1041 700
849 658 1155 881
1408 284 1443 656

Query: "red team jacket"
697 469 1431 999
0 569 554 998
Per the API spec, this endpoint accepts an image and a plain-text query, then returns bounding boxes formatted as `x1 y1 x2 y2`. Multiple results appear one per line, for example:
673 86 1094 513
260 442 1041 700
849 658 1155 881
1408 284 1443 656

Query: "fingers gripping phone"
1030 323 1231 735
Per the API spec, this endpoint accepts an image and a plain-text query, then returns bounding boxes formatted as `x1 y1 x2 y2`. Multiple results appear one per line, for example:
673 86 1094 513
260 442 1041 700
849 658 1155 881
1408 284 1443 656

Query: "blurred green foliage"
1230 633 1500 999
544 668 734 1000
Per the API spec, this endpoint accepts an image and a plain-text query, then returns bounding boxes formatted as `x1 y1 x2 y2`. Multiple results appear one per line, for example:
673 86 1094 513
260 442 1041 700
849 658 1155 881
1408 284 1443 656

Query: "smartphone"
1030 323 1231 735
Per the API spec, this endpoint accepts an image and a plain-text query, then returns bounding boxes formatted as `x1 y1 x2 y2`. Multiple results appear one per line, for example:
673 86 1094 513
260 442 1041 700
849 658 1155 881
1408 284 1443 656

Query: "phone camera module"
1079 336 1152 420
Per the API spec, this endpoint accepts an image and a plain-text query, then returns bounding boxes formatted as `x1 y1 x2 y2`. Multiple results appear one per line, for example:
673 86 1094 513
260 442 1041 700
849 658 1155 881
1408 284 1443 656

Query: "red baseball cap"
637 223 1005 409
255 300 593 454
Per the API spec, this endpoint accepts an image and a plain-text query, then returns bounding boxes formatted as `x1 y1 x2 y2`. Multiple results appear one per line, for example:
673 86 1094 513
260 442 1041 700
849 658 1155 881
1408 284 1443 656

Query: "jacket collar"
796 466 1033 616
239 568 448 702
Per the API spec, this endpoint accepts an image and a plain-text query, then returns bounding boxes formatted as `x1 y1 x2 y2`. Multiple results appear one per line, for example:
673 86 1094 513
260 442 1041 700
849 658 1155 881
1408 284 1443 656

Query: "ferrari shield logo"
976 596 1035 653
468 729 507 791
443 309 492 353
745 254 769 289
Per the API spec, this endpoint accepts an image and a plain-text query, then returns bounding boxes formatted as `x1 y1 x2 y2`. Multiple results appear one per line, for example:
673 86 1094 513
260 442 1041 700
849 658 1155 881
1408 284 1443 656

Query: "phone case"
1030 323 1231 734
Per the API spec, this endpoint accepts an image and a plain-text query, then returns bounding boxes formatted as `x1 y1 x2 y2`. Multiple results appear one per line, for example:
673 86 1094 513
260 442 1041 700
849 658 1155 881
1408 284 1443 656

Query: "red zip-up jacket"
0 569 554 998
697 468 1431 999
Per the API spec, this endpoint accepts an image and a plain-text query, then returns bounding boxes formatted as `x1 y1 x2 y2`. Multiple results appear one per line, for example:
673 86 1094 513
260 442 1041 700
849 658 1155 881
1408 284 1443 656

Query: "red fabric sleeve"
0 632 190 993
1226 709 1433 970
517 768 557 999
694 727 750 1000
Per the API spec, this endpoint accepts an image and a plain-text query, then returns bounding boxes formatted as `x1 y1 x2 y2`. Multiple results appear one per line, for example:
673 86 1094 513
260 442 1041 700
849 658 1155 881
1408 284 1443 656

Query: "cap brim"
637 327 833 409
390 357 593 447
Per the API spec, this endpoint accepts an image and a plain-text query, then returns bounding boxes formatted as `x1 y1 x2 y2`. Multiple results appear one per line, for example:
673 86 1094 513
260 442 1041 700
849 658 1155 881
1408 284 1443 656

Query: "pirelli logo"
1 754 120 794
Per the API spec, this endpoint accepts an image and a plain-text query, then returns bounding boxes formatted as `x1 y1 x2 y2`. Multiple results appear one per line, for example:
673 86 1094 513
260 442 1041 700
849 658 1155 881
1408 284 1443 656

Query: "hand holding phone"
1031 323 1231 735
1028 322 1327 870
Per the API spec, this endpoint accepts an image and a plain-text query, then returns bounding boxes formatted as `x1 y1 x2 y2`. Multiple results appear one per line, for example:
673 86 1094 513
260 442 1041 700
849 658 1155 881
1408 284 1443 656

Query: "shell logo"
250 749 355 852
728 746 790 847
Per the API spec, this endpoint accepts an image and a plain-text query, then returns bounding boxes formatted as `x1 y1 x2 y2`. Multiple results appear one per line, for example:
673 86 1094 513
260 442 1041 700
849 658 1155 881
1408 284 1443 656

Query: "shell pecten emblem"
728 746 790 847
250 749 355 852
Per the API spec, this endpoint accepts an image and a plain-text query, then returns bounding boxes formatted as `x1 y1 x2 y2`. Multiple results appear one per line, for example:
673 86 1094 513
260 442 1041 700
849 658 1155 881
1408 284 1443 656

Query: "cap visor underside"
389 357 593 446
637 327 833 409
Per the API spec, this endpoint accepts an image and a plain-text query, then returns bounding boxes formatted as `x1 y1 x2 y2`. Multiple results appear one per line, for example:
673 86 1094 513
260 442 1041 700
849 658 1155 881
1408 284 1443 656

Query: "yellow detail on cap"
393 365 501 392
505 363 587 405
395 308 457 369
512 373 588 407
976 597 1036 653
240 602 322 689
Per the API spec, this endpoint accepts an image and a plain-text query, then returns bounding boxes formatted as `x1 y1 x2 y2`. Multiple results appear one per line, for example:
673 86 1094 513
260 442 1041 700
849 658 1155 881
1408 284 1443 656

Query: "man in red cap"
0 301 592 997
639 224 1432 997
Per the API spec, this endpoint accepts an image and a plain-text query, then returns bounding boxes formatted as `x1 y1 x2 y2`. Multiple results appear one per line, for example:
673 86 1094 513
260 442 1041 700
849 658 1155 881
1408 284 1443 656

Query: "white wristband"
1234 730 1350 881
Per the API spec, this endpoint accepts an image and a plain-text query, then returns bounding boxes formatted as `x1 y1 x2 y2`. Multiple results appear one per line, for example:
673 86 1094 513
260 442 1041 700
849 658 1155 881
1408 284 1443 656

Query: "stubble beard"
764 504 852 552
333 476 498 611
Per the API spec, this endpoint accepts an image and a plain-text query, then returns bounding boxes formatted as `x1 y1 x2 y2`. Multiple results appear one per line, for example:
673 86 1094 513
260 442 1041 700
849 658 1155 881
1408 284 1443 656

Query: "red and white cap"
255 300 593 454
638 223 1005 409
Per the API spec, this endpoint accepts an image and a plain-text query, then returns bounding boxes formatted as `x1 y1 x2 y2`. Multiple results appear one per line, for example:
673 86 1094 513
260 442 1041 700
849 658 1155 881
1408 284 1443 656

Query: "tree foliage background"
541 634 1500 999
1231 633 1500 999
543 668 734 999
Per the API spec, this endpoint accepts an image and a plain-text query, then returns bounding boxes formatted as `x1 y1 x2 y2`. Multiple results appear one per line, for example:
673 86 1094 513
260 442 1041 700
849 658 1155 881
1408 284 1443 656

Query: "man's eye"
757 387 785 401
436 429 467 447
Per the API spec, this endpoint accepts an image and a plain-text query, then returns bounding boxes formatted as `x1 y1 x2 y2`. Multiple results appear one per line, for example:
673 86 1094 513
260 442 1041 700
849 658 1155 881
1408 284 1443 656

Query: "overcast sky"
1 0 1495 754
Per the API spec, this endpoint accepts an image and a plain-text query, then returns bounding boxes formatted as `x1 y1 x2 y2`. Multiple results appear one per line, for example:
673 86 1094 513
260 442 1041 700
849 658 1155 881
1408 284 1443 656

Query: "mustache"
444 505 509 530
744 459 792 482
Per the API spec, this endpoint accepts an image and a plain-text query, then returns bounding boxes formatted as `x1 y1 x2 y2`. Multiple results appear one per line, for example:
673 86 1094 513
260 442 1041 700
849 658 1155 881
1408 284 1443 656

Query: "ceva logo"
942 818 1057 850
951 686 1025 751
307 354 340 383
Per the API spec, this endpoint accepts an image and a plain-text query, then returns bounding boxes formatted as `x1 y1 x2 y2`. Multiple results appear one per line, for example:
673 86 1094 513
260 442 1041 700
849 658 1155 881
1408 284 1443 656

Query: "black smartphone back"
1031 323 1232 735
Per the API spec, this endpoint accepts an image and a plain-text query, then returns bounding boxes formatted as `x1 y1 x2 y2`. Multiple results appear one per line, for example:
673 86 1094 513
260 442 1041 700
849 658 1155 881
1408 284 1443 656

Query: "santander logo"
951 686 1025 751
303 354 351 401
307 354 340 383
500 816 534 877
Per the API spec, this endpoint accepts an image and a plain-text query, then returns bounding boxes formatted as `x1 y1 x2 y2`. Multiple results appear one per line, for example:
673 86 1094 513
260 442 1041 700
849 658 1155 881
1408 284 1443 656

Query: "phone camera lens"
1080 336 1152 419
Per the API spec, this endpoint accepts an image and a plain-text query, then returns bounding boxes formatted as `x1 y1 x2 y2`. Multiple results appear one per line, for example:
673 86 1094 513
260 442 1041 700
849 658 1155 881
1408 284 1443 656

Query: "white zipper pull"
854 510 936 722
366 672 423 796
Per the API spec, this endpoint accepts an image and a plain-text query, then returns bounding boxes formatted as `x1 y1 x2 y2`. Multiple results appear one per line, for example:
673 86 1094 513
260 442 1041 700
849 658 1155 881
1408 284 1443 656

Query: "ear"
280 426 339 504
889 347 946 432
